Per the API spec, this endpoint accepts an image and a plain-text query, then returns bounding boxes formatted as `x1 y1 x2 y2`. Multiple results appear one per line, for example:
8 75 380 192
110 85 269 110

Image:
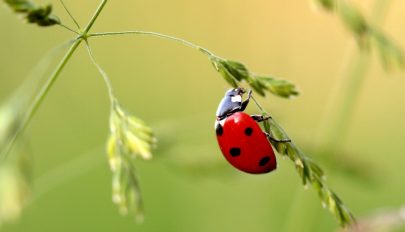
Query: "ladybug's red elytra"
215 88 288 174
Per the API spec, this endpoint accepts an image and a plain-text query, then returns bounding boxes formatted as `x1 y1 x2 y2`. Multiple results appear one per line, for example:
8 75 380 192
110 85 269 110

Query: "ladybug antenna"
237 87 247 94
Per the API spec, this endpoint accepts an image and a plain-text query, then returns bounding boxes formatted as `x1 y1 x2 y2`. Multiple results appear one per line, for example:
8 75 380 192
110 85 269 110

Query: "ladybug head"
225 87 245 97
216 88 247 120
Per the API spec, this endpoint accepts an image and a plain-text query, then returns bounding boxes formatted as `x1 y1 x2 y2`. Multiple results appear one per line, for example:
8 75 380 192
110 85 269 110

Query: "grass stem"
88 31 217 58
318 0 392 155
0 0 110 160
59 0 81 29
84 41 116 103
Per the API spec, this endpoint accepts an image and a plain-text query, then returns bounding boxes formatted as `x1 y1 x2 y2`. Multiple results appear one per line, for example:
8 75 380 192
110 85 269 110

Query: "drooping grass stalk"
88 31 217 58
85 30 155 220
88 31 299 98
0 0 109 160
84 41 115 103
318 0 392 156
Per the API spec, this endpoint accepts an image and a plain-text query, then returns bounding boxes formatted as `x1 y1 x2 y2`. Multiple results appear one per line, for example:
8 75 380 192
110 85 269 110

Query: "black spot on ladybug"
259 156 270 166
229 147 241 157
216 123 223 136
244 127 253 136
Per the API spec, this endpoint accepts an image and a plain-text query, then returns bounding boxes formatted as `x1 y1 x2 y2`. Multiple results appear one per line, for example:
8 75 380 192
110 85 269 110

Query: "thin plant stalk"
318 52 369 154
84 41 116 103
318 0 392 155
0 0 109 161
0 39 81 161
59 0 81 29
88 31 217 58
57 23 80 35
307 0 393 230
82 0 108 35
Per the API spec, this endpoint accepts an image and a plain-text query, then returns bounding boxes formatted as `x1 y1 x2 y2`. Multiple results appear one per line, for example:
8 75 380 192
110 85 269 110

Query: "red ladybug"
215 88 288 174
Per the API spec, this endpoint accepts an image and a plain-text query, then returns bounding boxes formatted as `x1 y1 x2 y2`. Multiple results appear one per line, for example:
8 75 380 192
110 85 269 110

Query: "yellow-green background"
1 0 405 231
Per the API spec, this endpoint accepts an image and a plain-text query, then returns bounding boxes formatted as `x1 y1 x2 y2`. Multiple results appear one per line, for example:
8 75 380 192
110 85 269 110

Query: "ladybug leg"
251 115 272 122
264 132 291 143
251 115 290 142
240 90 253 111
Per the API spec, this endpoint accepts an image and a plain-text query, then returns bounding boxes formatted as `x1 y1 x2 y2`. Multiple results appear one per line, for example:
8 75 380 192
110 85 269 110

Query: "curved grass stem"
84 41 116 103
88 31 218 58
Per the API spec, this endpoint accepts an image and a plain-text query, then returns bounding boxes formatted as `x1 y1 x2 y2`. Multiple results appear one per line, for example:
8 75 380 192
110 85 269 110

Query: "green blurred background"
1 0 405 231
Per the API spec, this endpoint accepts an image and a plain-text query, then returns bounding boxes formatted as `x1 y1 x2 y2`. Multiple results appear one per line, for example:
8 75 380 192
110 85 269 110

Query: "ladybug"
215 88 289 174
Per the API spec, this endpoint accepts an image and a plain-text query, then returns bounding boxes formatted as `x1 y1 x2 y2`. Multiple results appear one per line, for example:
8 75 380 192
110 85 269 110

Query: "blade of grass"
0 0 109 161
